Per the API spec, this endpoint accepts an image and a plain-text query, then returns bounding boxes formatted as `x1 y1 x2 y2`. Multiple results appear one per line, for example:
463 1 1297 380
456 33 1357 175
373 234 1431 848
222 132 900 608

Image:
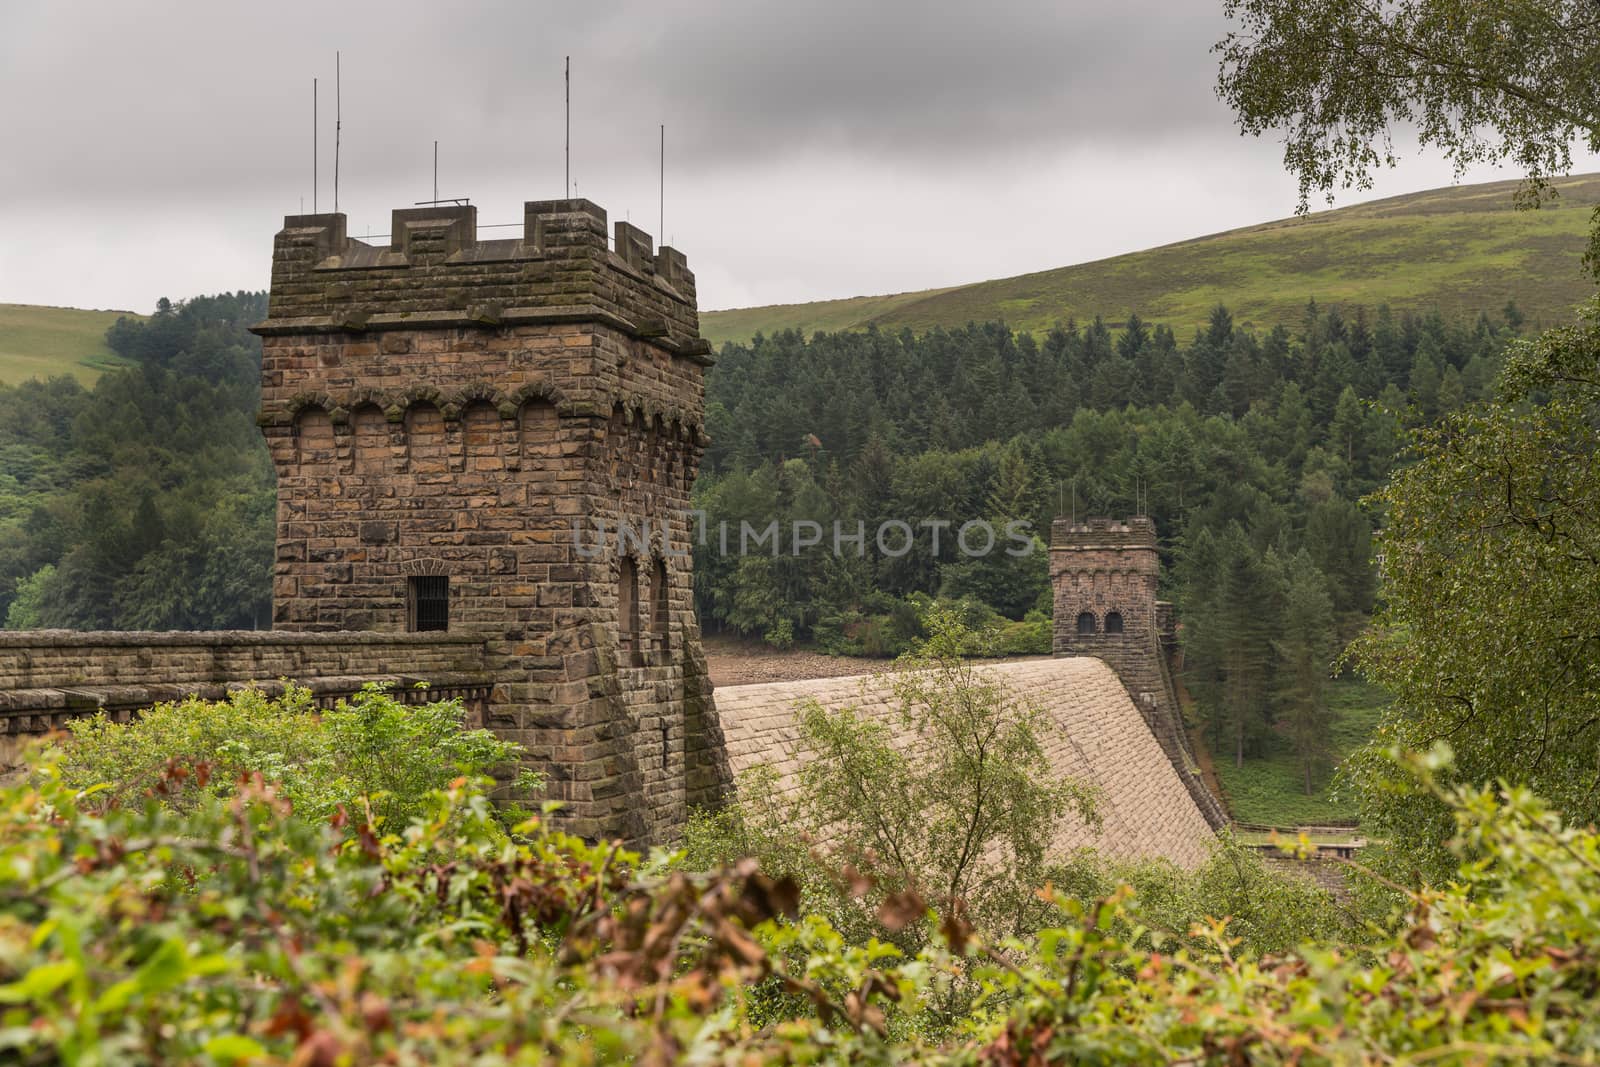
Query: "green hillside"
702 174 1600 345
0 303 139 385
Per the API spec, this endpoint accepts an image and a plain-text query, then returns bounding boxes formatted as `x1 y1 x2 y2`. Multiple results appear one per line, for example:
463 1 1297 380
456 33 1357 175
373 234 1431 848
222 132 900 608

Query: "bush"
761 618 795 650
994 610 1052 655
8 717 1600 1061
56 683 529 829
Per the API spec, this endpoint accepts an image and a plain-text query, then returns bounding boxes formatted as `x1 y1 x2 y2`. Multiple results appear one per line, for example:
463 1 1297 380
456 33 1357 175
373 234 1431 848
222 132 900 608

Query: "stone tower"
251 199 727 845
1051 517 1228 827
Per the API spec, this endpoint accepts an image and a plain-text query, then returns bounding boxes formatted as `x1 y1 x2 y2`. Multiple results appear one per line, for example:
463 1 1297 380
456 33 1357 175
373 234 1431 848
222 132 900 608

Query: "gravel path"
703 636 901 688
703 634 1050 688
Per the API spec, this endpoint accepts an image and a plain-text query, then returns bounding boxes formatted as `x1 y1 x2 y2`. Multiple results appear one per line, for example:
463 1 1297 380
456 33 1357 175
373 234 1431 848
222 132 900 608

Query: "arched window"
1104 611 1124 634
405 402 446 473
618 555 639 645
661 425 678 492
652 559 670 636
644 416 661 483
294 406 334 465
351 404 387 473
518 399 558 462
1076 611 1097 635
461 400 499 462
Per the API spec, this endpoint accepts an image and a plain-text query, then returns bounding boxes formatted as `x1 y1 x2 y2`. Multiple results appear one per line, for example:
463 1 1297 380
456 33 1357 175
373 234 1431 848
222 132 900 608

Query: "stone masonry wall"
0 630 492 767
252 198 728 846
1051 518 1229 828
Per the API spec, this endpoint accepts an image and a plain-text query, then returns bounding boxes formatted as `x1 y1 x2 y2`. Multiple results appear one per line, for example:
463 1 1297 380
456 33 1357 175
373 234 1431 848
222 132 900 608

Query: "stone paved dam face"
713 657 1215 869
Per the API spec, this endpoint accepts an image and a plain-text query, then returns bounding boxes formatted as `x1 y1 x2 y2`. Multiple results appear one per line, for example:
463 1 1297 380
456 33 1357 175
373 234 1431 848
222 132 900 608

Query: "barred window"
409 576 449 632
1105 611 1124 634
1076 611 1097 635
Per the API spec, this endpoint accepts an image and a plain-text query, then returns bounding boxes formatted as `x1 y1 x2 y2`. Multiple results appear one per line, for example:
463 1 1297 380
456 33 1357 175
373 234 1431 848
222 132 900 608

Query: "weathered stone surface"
0 630 493 768
0 201 1231 863
251 200 728 846
714 658 1215 869
1050 517 1230 829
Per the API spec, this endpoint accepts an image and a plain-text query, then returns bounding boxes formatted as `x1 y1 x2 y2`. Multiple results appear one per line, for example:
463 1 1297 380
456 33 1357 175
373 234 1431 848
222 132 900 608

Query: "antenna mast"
564 56 571 198
659 123 665 245
433 140 438 202
334 51 342 213
312 77 318 213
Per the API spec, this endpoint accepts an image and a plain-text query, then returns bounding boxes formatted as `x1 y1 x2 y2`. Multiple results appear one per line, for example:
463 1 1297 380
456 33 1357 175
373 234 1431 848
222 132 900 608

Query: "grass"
701 173 1600 345
1210 679 1391 828
0 304 139 386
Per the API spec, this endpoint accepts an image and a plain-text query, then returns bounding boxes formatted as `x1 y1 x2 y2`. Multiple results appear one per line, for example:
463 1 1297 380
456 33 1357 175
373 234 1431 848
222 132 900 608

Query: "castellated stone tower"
1051 517 1229 828
251 199 728 845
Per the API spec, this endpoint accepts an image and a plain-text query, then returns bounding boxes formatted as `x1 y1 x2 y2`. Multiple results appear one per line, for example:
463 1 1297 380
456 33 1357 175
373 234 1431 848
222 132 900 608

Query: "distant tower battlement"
1051 516 1228 828
1049 516 1160 658
249 197 727 845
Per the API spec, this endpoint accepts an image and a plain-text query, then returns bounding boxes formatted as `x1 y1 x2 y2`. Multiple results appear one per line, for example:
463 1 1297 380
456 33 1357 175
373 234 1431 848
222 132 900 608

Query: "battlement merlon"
250 198 711 364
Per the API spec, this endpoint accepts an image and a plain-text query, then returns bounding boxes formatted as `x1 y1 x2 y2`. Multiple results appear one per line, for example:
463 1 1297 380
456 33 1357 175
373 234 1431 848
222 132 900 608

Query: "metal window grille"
410 576 449 632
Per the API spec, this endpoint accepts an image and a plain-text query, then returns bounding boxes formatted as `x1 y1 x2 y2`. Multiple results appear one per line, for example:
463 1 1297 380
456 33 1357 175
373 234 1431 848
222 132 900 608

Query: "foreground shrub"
6 743 1600 1063
56 683 527 828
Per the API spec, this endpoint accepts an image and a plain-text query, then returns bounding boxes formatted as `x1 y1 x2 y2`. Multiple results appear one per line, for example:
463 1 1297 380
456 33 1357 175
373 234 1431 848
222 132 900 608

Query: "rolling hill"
701 174 1600 345
0 303 138 385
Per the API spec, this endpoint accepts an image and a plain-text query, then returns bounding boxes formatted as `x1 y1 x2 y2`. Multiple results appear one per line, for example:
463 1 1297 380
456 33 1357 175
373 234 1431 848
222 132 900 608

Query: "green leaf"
0 960 79 1003
203 1034 268 1063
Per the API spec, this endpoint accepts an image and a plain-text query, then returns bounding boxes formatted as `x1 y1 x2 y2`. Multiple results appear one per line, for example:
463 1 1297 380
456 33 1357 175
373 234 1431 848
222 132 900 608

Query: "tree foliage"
0 292 272 631
1351 296 1600 880
1217 0 1600 270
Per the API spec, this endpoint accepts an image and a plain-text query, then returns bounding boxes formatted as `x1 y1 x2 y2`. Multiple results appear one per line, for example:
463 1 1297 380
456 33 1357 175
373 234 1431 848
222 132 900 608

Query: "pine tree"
1273 551 1337 794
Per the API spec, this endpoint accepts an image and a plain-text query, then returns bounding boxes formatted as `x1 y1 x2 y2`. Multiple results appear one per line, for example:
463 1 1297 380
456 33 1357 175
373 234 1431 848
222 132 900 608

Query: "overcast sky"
3 0 1596 315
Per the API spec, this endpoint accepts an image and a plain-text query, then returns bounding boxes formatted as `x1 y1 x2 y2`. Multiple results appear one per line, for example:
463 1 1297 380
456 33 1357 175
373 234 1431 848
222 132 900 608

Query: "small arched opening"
294 406 334 465
461 400 500 461
1104 611 1124 634
652 558 670 639
618 555 640 649
350 404 388 474
404 402 446 473
518 398 558 462
1076 611 1097 635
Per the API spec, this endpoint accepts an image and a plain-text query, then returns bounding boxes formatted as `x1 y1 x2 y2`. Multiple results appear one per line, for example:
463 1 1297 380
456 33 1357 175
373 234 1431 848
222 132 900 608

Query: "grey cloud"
1 1 1233 207
6 1 1546 315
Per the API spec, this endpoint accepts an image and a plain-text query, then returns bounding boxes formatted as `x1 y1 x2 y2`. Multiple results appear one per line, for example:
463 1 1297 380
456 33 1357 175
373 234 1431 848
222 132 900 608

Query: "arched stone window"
644 416 661 484
1076 611 1097 635
1104 611 1124 634
350 404 388 474
661 424 678 492
461 400 499 464
405 402 446 473
294 406 334 466
518 399 558 462
618 555 640 646
607 404 628 485
652 558 670 636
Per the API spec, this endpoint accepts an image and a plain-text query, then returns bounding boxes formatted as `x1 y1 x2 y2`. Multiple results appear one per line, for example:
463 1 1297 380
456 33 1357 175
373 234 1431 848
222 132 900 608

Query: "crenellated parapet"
256 200 708 362
1049 516 1159 555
